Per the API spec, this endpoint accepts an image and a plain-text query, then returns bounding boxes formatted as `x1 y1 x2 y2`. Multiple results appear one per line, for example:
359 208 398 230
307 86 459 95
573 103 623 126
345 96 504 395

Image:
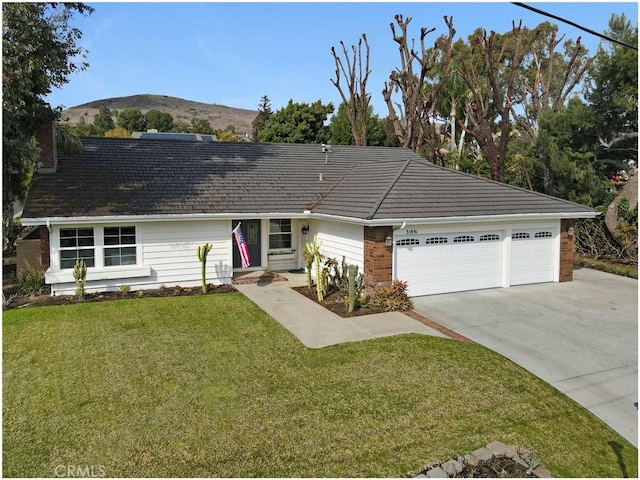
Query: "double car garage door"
395 228 556 297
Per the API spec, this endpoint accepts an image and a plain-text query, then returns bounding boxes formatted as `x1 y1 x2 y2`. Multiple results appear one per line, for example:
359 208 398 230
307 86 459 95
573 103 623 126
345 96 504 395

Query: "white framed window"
396 238 420 246
453 235 475 243
269 219 292 250
426 237 448 245
479 234 500 242
59 228 95 269
513 232 530 240
104 226 137 266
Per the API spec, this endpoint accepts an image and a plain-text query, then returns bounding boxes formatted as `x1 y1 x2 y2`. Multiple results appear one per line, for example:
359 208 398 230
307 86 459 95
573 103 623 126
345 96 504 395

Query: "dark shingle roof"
22 137 595 221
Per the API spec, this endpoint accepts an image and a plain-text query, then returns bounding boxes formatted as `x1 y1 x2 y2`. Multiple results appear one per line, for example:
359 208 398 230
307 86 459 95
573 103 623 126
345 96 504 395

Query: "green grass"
3 293 637 477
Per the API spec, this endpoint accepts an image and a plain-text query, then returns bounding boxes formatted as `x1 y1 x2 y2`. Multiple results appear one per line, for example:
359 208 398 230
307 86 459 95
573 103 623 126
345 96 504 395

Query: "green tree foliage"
117 107 147 132
93 106 115 134
511 22 592 194
329 102 386 146
190 118 215 135
216 130 239 142
586 13 638 170
2 2 93 242
145 109 174 132
104 127 131 138
68 116 102 137
252 95 272 141
172 120 192 133
537 98 608 207
259 100 334 144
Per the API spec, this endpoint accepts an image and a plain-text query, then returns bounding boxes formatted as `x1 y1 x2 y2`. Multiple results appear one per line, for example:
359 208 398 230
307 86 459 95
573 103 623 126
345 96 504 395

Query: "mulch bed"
292 285 384 318
454 456 537 478
3 284 237 310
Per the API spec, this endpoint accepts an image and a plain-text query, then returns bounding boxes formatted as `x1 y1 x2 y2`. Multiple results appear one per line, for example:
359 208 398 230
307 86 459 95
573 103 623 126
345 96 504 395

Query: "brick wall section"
35 121 57 172
363 226 393 297
40 226 51 270
559 219 575 282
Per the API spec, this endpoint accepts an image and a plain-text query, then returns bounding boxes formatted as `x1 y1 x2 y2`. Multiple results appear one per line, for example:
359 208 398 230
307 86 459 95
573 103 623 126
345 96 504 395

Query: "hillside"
60 94 258 136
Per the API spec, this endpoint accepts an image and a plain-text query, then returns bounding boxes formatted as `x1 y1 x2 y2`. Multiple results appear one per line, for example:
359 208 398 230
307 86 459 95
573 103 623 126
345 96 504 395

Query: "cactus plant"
73 259 87 299
347 264 357 313
315 248 323 302
302 239 316 288
197 243 213 293
303 234 324 300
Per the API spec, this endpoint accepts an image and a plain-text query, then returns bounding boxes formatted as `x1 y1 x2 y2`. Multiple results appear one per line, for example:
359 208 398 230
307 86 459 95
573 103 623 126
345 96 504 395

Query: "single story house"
20 123 598 297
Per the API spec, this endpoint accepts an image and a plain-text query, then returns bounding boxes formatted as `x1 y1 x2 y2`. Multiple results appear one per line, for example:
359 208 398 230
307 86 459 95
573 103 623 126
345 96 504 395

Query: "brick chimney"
35 121 57 173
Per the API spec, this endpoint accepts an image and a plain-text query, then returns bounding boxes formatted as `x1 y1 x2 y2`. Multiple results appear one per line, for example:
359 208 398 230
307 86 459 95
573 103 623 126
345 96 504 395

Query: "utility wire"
512 2 638 51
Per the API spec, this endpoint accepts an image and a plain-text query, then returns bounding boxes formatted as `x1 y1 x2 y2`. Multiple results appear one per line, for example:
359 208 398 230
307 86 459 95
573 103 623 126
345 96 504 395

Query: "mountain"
60 94 258 136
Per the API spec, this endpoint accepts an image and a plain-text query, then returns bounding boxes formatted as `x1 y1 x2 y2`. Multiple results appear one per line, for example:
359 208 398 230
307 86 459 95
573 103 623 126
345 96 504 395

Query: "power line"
511 2 638 51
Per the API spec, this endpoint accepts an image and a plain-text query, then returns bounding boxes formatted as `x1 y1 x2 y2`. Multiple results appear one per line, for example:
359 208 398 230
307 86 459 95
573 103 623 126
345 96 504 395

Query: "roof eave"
21 210 599 228
308 211 600 227
20 212 313 226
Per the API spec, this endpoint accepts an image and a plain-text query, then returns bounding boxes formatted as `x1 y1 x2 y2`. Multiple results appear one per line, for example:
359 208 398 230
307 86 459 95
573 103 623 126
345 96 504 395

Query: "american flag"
232 223 251 269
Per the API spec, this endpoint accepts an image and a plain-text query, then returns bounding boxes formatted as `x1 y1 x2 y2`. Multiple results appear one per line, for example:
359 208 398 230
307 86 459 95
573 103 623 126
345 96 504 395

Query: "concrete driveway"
411 267 638 447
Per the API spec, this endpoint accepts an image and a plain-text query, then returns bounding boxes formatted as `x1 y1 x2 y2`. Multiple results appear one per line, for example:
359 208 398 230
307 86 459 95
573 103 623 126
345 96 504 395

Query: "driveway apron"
411 267 638 447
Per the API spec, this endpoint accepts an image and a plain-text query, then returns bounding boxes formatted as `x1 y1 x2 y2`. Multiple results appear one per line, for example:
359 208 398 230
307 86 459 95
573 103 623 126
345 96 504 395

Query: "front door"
232 219 261 269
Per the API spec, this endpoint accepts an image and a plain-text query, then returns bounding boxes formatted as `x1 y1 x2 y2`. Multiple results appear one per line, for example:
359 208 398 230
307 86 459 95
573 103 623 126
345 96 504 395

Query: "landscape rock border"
412 441 552 478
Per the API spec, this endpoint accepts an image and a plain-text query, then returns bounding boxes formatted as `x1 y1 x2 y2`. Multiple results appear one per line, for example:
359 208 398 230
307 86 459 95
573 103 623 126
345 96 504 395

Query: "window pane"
61 250 77 261
60 237 77 248
78 236 94 247
269 234 291 249
61 258 76 269
60 229 76 238
121 227 135 236
104 227 119 236
121 234 136 245
104 246 137 267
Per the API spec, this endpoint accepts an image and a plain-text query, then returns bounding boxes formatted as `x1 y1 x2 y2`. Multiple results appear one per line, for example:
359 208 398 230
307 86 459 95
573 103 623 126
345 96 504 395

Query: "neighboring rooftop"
131 131 217 142
22 137 596 221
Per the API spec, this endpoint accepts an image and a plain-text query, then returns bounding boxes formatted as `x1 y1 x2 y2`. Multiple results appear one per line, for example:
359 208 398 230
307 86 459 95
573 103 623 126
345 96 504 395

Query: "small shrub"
17 268 45 295
137 290 144 298
373 279 413 312
173 285 182 295
118 284 131 297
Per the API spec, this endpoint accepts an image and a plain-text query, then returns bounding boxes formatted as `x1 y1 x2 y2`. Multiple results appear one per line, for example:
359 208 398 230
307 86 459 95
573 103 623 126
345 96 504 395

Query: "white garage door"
510 229 556 285
395 231 503 297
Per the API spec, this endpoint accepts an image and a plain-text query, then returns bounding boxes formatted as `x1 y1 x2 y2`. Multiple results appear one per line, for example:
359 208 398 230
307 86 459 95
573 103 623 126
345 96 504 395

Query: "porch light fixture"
301 225 310 235
385 235 393 247
567 227 575 237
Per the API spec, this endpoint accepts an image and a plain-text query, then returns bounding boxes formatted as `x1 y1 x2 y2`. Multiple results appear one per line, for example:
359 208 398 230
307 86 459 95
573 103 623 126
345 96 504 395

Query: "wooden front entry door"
232 219 261 269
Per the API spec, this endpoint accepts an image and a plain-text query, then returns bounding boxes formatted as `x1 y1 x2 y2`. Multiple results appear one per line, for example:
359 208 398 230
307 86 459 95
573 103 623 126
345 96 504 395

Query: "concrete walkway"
233 271 447 348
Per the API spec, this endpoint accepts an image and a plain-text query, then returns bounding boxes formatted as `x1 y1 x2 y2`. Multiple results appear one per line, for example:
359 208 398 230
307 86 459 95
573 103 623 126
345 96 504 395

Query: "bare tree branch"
331 34 371 146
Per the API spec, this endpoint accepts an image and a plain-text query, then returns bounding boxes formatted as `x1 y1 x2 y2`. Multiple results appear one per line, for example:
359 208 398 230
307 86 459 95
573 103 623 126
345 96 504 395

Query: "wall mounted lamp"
301 225 310 235
567 227 575 237
385 235 393 247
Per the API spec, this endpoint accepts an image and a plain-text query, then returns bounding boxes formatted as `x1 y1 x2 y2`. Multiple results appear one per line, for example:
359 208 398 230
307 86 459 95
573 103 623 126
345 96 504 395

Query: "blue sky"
46 2 639 117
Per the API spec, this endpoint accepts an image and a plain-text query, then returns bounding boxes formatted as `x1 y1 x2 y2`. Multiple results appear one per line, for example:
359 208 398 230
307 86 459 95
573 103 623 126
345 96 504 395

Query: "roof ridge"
306 160 361 212
365 158 412 220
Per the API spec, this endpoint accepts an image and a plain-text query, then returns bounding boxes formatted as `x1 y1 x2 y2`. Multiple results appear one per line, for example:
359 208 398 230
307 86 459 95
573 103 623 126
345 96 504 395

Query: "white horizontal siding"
311 219 364 270
49 220 233 295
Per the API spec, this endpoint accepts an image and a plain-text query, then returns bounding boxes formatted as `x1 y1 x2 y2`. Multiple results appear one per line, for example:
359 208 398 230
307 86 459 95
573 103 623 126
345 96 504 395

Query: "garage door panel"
396 231 503 297
510 229 556 286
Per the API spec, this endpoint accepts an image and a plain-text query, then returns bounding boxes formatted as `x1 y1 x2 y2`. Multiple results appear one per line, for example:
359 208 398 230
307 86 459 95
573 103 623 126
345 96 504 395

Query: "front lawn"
3 293 637 477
